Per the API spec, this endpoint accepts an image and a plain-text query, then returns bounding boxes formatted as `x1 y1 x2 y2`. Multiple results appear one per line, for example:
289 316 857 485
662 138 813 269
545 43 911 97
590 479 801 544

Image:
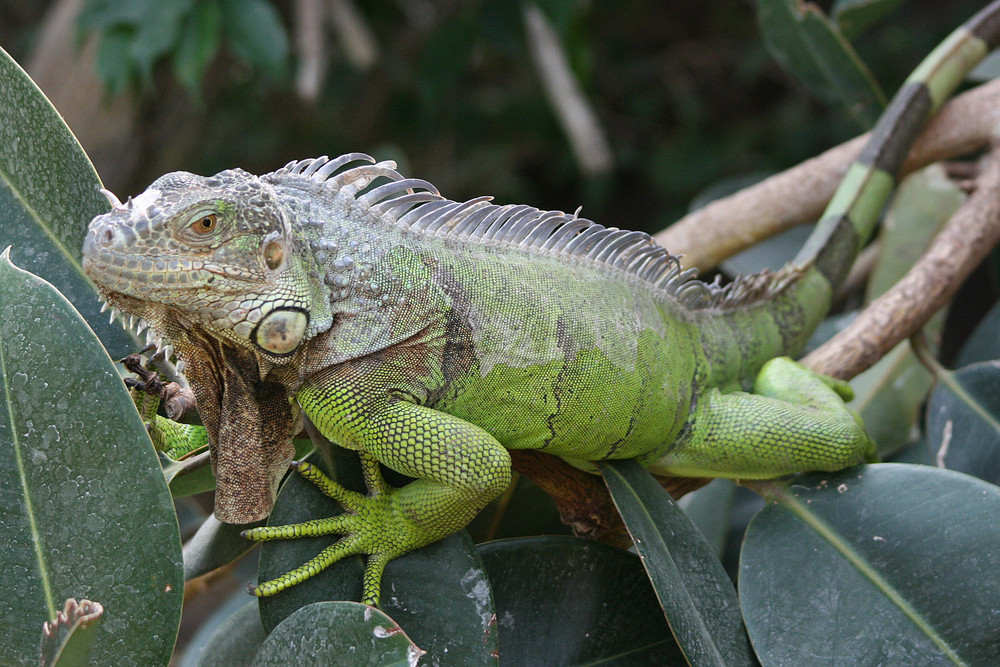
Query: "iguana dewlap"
81 3 1000 606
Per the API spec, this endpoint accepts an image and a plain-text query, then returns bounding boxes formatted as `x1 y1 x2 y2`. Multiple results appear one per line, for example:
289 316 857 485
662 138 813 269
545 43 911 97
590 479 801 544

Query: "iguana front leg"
122 354 208 460
651 357 877 479
243 362 512 607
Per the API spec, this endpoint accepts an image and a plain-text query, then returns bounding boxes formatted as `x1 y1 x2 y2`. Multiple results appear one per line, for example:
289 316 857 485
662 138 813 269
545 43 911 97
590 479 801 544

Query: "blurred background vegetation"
0 0 988 238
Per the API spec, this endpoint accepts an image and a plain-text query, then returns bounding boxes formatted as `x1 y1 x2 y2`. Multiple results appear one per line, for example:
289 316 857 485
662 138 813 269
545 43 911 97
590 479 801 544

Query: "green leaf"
926 362 1000 485
601 460 755 667
183 515 261 582
130 0 195 82
0 252 182 665
94 26 137 96
758 0 886 129
39 598 103 667
0 46 136 359
478 535 684 664
741 464 1000 665
193 600 267 667
257 448 498 665
832 0 905 40
250 601 422 666
174 0 223 96
220 0 289 79
677 478 737 557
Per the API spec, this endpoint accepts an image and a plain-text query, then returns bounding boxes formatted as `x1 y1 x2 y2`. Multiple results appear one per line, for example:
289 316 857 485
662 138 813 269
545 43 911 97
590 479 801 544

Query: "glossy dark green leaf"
0 46 136 359
758 0 886 128
478 535 684 665
925 362 1000 485
258 448 498 665
251 601 422 666
0 253 182 665
194 600 267 667
183 515 262 582
832 0 904 39
955 300 1000 367
677 479 737 557
741 464 1000 665
601 460 754 666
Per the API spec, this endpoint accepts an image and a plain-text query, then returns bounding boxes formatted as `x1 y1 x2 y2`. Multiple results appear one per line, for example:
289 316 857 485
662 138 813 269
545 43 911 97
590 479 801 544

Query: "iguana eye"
191 214 218 234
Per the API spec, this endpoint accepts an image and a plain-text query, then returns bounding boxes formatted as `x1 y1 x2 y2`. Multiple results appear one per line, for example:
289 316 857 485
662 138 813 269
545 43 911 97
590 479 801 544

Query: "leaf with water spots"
0 252 182 665
0 45 136 358
741 464 1000 665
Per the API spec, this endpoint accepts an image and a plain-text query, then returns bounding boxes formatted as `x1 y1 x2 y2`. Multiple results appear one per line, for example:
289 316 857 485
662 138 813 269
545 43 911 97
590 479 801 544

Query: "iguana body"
82 3 1000 606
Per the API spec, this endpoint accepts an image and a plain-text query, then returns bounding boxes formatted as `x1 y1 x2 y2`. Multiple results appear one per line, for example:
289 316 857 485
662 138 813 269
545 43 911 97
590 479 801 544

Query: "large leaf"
0 252 182 665
257 447 498 665
478 535 684 665
601 460 755 667
758 0 886 129
191 600 267 667
183 515 261 582
0 46 135 359
925 361 1000 485
832 0 905 39
219 0 289 79
741 464 1000 665
251 601 423 666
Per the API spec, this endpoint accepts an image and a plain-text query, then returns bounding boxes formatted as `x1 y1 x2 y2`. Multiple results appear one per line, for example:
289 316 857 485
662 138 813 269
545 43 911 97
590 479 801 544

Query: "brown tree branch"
655 78 1000 270
509 449 710 547
803 145 1000 380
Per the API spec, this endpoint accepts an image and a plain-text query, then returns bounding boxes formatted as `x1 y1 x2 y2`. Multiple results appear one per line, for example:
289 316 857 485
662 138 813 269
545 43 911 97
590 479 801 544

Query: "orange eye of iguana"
192 214 218 234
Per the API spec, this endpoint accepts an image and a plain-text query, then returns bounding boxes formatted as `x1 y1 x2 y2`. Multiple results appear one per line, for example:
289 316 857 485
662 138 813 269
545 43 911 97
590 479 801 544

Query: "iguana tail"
698 1 1000 385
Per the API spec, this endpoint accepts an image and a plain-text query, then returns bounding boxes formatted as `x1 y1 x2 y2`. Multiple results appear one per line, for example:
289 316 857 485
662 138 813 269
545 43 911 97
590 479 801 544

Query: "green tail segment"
698 2 1000 388
82 3 1000 608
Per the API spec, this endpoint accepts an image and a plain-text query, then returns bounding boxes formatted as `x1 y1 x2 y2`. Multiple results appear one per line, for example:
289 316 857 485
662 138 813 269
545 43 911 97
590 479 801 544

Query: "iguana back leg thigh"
649 357 876 479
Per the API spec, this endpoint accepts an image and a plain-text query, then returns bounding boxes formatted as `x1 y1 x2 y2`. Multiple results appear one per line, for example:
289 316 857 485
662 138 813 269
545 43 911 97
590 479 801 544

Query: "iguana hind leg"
649 357 876 479
244 364 512 606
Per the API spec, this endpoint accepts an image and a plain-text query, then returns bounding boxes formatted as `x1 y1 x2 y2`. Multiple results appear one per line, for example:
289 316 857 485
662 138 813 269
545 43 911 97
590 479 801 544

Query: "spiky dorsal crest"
264 155 797 310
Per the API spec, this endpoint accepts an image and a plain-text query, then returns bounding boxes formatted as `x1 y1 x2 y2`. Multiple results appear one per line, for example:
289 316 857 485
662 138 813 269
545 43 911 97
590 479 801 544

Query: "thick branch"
656 78 1000 269
509 449 709 547
803 146 1000 379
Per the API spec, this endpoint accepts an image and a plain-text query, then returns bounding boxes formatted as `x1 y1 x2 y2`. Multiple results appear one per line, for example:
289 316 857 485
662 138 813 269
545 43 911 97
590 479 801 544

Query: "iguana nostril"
102 228 114 244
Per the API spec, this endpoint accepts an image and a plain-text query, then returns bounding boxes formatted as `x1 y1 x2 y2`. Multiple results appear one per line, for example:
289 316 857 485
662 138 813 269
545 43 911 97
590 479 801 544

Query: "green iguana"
81 3 1000 607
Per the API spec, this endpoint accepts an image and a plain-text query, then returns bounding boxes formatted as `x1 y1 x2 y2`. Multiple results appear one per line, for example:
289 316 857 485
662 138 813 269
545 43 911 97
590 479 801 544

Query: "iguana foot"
121 354 207 459
243 458 417 607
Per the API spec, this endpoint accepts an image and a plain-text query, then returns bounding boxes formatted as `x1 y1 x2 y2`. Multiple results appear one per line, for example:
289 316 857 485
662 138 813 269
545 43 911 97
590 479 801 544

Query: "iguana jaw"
83 168 332 361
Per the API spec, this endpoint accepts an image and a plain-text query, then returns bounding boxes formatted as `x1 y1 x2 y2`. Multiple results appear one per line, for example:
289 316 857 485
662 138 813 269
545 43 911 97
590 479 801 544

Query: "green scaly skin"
82 3 1000 607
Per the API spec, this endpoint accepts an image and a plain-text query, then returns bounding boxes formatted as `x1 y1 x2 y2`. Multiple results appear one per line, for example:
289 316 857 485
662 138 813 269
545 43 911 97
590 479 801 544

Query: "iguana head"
83 168 332 361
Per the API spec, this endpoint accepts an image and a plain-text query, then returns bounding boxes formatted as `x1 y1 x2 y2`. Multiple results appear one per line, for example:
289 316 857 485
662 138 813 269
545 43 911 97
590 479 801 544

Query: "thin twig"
522 4 613 176
294 0 328 102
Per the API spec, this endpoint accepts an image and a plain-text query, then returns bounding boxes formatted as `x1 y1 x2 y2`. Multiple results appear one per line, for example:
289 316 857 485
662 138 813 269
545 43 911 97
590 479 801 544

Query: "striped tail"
699 2 1000 385
795 1 1000 288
